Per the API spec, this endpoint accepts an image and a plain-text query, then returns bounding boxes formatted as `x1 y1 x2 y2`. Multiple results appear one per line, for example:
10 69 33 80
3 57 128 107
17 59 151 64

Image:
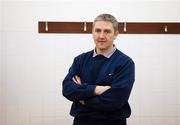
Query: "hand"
72 75 82 85
94 85 111 95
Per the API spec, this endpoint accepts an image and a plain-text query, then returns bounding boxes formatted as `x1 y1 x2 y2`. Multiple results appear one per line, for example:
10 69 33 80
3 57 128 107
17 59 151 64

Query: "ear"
113 30 119 40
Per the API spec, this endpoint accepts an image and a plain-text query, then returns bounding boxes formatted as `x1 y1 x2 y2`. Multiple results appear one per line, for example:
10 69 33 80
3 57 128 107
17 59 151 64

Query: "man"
62 13 135 125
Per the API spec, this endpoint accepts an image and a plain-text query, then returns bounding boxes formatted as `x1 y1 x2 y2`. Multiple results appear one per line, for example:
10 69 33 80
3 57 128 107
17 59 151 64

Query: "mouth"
97 40 106 43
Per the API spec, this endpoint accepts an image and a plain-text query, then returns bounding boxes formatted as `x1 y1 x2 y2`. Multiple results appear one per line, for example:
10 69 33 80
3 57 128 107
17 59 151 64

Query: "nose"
99 32 105 39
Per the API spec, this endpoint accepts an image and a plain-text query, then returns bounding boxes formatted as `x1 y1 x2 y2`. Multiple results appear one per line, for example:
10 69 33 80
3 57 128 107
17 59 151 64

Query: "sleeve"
84 59 135 112
62 56 96 102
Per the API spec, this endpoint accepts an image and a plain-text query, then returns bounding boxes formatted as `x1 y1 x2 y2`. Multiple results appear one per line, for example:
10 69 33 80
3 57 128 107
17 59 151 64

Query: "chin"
98 47 107 51
97 45 105 49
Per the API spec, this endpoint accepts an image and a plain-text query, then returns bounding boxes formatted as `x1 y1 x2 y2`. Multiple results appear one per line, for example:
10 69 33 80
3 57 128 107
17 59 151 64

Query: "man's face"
92 20 118 52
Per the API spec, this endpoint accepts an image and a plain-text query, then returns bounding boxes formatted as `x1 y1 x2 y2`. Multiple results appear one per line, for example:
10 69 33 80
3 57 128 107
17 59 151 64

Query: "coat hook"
45 22 48 32
164 25 168 32
123 22 127 32
84 22 87 31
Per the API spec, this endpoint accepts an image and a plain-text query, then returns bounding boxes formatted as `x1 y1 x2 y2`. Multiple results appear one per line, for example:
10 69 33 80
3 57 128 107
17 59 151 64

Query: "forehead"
93 20 114 30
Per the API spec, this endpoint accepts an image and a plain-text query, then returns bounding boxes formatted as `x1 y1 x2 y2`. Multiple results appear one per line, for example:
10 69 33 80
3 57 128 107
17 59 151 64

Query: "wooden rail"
38 21 180 34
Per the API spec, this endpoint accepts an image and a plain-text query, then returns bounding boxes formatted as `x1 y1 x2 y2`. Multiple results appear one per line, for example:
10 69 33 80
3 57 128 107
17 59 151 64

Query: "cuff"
85 84 96 97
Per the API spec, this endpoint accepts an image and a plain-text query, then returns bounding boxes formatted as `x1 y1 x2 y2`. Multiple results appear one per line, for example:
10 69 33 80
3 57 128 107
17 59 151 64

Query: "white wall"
1 0 180 125
0 1 3 125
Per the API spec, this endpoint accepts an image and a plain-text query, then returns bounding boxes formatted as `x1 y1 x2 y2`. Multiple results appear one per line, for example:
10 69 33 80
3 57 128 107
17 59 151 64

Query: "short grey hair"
93 13 119 31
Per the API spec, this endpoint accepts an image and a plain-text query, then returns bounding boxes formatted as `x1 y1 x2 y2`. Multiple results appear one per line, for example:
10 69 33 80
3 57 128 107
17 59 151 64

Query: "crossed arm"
72 75 111 96
72 75 111 104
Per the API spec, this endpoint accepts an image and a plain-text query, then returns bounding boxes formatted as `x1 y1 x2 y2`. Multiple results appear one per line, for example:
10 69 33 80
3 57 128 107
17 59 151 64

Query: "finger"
73 77 81 85
72 77 77 83
75 76 81 84
74 76 80 85
104 86 111 91
106 85 111 89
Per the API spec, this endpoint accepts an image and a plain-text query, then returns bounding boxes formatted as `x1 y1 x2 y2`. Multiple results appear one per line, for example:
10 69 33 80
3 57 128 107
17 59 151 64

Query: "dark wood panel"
38 21 180 34
39 22 92 33
121 23 180 34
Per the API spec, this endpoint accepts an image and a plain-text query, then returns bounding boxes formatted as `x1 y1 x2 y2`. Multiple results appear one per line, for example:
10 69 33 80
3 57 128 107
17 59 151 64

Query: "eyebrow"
94 28 112 33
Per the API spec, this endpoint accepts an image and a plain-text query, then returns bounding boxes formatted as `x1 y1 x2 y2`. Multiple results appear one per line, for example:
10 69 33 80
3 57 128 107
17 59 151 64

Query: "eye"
104 29 111 34
95 29 101 33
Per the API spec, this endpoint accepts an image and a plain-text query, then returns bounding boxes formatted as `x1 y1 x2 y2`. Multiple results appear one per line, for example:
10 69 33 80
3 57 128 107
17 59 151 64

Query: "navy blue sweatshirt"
62 49 135 120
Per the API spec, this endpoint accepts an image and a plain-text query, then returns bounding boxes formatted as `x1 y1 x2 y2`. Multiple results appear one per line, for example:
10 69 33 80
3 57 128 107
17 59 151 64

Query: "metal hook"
164 25 168 32
45 22 48 32
123 22 127 32
84 22 87 31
